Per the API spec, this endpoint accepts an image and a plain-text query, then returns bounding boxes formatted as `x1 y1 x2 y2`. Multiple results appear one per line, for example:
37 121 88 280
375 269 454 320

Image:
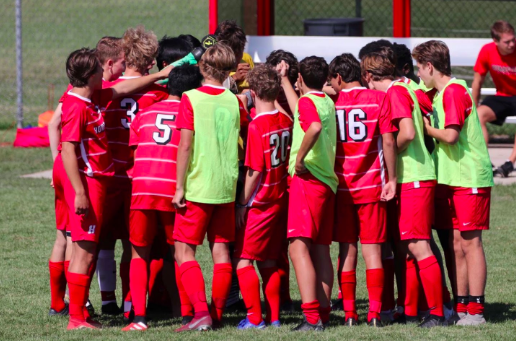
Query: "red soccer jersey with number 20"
245 110 293 206
129 99 179 212
334 87 396 204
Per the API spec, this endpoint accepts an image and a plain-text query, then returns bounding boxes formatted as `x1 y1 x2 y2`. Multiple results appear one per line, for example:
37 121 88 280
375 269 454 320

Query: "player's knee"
478 105 495 123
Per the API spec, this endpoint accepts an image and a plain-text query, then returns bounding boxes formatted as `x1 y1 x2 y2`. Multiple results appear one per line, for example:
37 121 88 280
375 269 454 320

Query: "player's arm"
236 168 262 229
381 132 397 201
295 122 322 174
110 66 172 99
48 103 62 162
277 61 298 115
172 129 193 209
396 118 415 153
61 142 89 216
471 72 486 107
423 118 460 145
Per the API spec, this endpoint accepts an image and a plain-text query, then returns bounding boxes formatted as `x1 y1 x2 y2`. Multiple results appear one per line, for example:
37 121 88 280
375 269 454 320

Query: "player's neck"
433 74 453 92
341 81 362 90
203 78 224 87
255 99 276 114
374 79 394 92
302 86 323 95
71 86 94 100
167 95 181 101
124 68 143 77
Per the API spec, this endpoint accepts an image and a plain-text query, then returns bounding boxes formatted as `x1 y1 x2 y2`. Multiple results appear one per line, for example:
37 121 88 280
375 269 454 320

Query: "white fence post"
15 0 23 128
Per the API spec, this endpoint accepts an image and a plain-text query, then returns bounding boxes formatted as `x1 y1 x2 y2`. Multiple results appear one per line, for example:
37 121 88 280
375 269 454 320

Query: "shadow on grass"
485 302 516 323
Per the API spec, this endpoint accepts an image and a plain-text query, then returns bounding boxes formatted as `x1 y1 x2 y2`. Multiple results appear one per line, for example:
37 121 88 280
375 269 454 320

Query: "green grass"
2 128 516 340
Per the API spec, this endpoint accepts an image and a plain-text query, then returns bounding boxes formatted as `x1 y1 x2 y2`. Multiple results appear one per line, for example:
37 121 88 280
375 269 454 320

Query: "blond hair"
122 26 158 73
361 47 396 81
96 36 123 65
199 43 236 83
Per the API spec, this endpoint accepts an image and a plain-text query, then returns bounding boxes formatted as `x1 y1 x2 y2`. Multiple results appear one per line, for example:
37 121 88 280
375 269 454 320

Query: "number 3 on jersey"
270 131 290 168
153 114 176 145
336 109 368 142
121 98 138 129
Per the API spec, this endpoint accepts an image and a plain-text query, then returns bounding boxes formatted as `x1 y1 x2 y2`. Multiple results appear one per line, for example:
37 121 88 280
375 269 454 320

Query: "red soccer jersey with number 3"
334 87 396 204
129 99 179 212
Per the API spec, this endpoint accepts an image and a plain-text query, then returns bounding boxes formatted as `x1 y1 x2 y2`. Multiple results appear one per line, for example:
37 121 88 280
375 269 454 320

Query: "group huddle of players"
46 20 493 332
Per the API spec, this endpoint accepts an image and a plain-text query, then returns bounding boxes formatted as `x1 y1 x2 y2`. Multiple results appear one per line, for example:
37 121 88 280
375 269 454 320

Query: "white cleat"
456 313 486 326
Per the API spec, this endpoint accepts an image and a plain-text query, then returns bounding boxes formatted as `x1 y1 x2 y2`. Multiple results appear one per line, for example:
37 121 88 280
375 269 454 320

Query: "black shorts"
481 95 516 125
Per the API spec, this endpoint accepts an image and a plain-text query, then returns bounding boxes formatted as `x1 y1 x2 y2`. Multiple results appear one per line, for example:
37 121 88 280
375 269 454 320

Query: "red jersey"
399 77 434 114
442 82 473 130
60 90 114 177
474 42 516 96
334 87 396 204
129 99 179 212
245 109 293 206
103 76 168 178
59 81 111 104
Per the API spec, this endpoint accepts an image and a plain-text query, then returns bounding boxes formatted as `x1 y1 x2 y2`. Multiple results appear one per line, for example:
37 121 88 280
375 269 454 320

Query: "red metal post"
404 0 411 37
257 0 274 36
392 0 411 37
209 0 218 34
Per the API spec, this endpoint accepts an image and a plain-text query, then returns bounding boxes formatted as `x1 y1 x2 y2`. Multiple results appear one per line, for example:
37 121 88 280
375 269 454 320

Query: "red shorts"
129 209 175 247
287 173 335 245
234 196 287 261
173 201 235 245
53 158 69 232
55 155 107 243
333 199 387 244
100 178 131 240
396 181 435 241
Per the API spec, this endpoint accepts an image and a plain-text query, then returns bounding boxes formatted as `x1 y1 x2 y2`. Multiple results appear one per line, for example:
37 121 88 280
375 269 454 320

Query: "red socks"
67 272 90 321
148 258 163 298
259 266 281 323
366 268 384 322
129 258 148 317
49 261 67 312
455 296 468 314
210 263 232 323
381 257 395 312
237 266 262 325
340 270 357 320
404 258 419 317
301 300 320 324
179 261 208 314
175 262 193 317
418 256 444 317
468 296 484 315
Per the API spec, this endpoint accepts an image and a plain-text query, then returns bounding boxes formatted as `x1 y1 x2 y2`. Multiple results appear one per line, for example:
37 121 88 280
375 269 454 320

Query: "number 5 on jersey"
336 108 368 142
153 114 176 145
270 131 290 168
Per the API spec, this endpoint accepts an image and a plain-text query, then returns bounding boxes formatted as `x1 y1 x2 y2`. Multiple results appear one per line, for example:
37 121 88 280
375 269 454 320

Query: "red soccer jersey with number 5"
334 87 396 204
245 109 293 206
103 76 168 179
129 99 179 212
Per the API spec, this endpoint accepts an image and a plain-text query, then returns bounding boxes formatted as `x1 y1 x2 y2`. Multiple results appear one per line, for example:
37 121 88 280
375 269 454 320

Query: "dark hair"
265 49 299 85
167 64 203 97
358 39 393 59
247 64 281 102
214 20 246 58
66 48 100 87
299 56 329 90
178 34 201 49
491 20 515 41
328 53 361 83
392 43 414 75
157 36 192 70
412 40 452 76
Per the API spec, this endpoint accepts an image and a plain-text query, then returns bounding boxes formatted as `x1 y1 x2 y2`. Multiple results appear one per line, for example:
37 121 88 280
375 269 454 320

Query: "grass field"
2 127 516 340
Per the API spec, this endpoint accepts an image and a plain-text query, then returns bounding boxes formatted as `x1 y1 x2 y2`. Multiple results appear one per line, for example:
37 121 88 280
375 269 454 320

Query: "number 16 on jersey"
336 109 368 142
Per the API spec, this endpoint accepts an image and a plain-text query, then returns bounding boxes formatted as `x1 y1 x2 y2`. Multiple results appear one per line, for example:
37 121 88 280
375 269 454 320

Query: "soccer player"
474 21 516 177
265 49 299 118
233 64 293 329
172 43 248 332
58 48 172 330
122 65 203 331
102 26 168 322
156 36 194 70
280 56 337 331
48 36 126 317
361 48 445 328
328 53 397 327
413 40 494 326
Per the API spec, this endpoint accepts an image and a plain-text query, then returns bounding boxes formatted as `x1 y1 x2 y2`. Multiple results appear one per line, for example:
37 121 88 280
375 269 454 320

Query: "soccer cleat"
49 303 69 316
456 313 486 326
444 311 462 326
270 320 281 328
292 317 324 331
395 314 419 324
380 309 394 324
101 302 122 315
495 161 514 178
458 311 467 319
367 317 382 328
86 317 102 329
67 317 99 330
85 299 95 315
443 304 454 321
123 307 134 324
392 306 404 321
122 316 148 331
331 298 343 311
344 317 358 327
175 314 213 332
418 310 430 320
237 317 266 330
418 314 445 328
182 315 194 326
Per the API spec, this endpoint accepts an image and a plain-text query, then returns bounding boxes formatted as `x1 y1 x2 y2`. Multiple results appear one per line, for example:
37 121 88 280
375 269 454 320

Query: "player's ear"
298 73 304 86
336 74 342 85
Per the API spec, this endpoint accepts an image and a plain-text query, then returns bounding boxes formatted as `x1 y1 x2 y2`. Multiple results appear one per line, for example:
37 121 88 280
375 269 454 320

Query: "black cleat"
331 298 343 311
367 317 383 328
418 314 445 328
344 317 357 326
123 308 135 324
102 302 122 315
292 317 324 331
394 314 419 324
182 315 194 326
85 299 95 315
444 311 461 326
495 161 514 178
49 303 69 316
